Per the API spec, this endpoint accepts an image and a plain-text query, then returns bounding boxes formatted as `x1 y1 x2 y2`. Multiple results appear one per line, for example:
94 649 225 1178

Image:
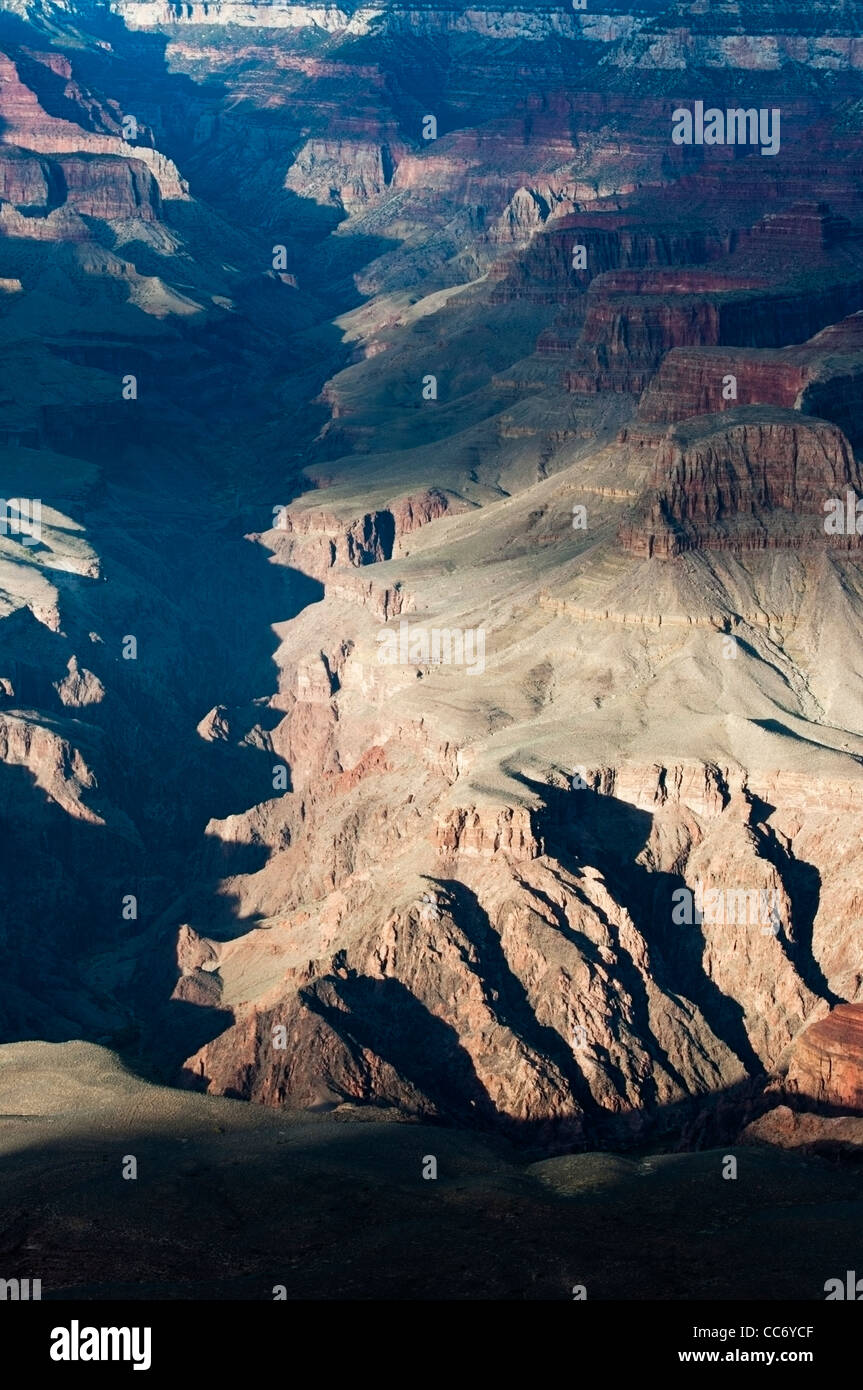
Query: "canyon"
0 0 862 1298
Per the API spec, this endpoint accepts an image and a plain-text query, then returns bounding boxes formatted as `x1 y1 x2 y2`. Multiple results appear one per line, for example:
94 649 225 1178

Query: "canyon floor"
1 1041 861 1300
1 0 863 1299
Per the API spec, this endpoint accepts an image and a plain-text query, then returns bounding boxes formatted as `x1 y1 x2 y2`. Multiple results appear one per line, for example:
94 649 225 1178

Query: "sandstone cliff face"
495 194 863 410
0 146 162 225
0 51 187 203
255 489 460 582
497 218 727 310
565 287 723 395
785 1004 863 1112
638 347 812 425
563 262 863 398
619 411 862 557
285 135 406 216
636 305 863 440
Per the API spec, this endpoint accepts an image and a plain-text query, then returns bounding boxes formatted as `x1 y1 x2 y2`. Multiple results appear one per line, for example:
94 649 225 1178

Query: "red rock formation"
566 267 863 397
496 216 728 309
494 193 863 397
786 1003 863 1113
434 805 540 861
619 410 863 557
0 48 186 221
390 488 460 539
739 201 857 254
0 150 55 207
565 285 723 394
55 154 162 221
741 1104 863 1155
638 348 812 425
637 308 863 438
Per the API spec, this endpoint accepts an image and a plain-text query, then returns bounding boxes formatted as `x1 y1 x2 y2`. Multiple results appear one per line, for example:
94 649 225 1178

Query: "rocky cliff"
619 410 863 556
786 1003 863 1112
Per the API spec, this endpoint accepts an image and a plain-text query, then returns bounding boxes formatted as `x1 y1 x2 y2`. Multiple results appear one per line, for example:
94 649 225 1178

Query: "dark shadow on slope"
516 776 766 1080
0 1070 861 1299
0 759 141 1043
428 878 603 1130
746 790 839 1005
507 871 633 1104
751 715 845 753
299 973 501 1131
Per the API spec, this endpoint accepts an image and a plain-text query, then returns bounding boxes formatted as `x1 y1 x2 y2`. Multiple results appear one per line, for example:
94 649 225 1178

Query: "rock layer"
786 1004 863 1113
619 410 862 557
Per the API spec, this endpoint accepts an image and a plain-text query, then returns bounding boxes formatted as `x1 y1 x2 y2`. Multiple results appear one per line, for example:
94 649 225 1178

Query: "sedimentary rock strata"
786 1003 863 1112
619 410 863 556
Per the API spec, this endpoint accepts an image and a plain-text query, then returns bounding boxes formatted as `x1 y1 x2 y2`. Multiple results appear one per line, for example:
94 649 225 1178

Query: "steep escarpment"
619 410 863 556
561 214 863 395
786 1003 863 1112
0 49 186 201
177 685 862 1146
635 310 863 449
495 214 726 309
